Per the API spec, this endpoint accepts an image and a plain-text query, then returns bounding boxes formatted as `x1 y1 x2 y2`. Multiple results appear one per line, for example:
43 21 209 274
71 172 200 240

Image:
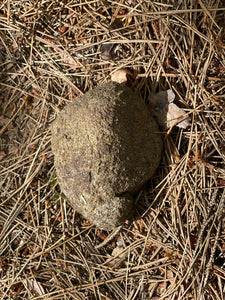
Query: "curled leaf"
148 90 190 129
97 229 108 241
167 102 191 129
111 69 129 84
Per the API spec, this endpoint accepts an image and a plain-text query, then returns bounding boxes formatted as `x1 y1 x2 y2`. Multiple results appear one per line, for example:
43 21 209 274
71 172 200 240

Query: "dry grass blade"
0 0 224 299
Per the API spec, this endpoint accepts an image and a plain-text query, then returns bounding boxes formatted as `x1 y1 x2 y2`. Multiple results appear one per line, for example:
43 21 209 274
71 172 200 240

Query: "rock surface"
51 82 162 230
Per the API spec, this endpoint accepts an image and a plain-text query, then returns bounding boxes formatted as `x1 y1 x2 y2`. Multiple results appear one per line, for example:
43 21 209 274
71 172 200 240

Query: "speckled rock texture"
51 82 162 230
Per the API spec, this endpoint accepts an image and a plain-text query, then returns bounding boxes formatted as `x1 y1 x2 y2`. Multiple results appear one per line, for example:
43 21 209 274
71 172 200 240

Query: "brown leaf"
21 247 30 257
97 230 108 241
0 256 8 271
0 151 6 160
100 44 115 60
106 245 127 269
23 279 45 296
187 157 195 168
124 15 132 26
111 69 128 84
166 270 175 281
38 154 47 162
12 283 24 298
32 89 42 97
148 90 191 129
167 102 191 129
111 68 135 85
135 218 145 234
217 179 225 186
60 25 69 35
56 258 68 268
82 220 93 226
156 281 168 295
30 181 38 187
111 245 125 258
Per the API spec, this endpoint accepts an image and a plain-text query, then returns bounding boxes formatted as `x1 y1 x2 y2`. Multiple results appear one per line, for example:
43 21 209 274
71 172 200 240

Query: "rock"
51 82 162 230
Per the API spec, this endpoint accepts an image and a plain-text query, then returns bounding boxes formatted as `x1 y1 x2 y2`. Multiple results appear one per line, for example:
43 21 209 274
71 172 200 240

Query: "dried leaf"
135 218 145 234
156 281 167 294
187 157 195 168
0 151 6 160
124 16 132 26
100 44 115 60
82 220 93 226
111 246 125 258
35 37 81 71
166 270 175 281
111 69 128 84
0 256 8 271
56 258 68 268
21 247 29 257
217 179 225 186
148 90 191 129
106 245 127 269
23 279 45 296
97 229 108 241
167 102 191 129
60 25 69 35
13 283 24 298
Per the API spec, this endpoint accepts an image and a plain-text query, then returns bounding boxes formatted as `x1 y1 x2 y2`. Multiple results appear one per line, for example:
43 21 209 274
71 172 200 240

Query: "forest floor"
0 1 225 299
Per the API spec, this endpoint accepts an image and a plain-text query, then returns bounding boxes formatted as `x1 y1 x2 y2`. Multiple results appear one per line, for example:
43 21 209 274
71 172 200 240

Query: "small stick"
95 226 122 249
